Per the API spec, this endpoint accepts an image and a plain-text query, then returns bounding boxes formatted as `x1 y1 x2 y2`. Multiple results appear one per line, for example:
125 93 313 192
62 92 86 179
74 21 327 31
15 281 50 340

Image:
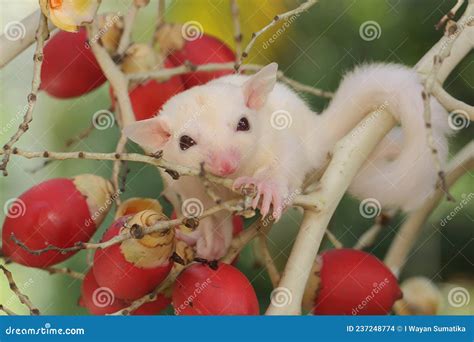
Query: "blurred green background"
0 0 472 315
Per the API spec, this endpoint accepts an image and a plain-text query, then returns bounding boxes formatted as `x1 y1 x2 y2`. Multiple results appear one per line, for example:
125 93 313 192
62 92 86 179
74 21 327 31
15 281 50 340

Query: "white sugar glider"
123 63 452 259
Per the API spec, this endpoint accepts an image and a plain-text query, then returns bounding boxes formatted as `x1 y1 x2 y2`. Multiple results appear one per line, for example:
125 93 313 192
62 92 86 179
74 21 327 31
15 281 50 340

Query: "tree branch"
266 110 396 315
384 141 474 277
0 265 40 315
235 0 319 71
0 13 49 176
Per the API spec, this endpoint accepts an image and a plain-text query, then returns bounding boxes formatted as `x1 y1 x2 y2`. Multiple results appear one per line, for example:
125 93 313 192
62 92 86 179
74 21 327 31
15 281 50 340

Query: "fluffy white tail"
322 63 453 212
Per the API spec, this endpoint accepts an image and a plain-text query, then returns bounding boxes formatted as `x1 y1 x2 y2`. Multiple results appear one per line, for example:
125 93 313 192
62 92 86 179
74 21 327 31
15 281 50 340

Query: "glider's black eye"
179 135 196 151
237 117 250 131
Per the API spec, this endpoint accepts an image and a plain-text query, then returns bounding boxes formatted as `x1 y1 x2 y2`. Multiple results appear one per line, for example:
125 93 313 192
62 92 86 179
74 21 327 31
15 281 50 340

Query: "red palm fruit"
172 263 259 315
159 26 235 88
40 28 106 98
2 174 114 268
93 210 175 300
79 268 171 315
303 249 402 315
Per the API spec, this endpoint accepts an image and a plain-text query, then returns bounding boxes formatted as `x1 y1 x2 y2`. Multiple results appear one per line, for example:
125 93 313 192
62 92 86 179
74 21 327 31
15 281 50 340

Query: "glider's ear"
242 63 278 110
122 117 171 150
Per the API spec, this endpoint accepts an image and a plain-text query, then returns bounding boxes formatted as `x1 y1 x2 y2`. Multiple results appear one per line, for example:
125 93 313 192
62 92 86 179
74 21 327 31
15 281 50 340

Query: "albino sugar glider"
123 63 452 259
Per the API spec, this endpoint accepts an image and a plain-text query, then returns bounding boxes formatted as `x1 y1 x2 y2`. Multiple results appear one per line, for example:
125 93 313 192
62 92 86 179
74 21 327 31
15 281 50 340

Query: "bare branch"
230 0 242 61
384 141 474 277
266 110 397 315
0 13 49 176
0 10 56 68
257 232 281 287
0 265 40 315
235 0 318 71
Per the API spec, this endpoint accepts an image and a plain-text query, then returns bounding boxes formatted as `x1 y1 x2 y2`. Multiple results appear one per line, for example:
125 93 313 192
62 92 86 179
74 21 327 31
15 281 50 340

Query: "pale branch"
0 13 49 176
353 209 396 250
384 141 474 277
230 0 243 61
0 265 40 315
435 0 465 30
115 1 140 56
325 229 343 249
87 23 135 127
0 254 85 280
416 1 474 85
112 127 128 205
235 0 318 71
45 266 85 280
1 147 235 191
432 83 474 120
266 109 397 315
127 61 333 98
0 304 18 316
257 232 281 287
420 16 464 202
0 9 56 68
222 219 273 264
10 199 246 255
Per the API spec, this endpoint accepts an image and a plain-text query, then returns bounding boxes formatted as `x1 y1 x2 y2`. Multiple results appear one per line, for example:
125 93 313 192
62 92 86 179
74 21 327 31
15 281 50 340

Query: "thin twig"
325 229 343 249
257 232 280 287
0 13 49 176
0 265 40 315
230 0 242 61
127 61 332 98
235 0 318 71
0 304 18 315
10 199 246 255
115 2 139 56
353 209 396 250
45 266 85 280
2 147 235 191
435 0 465 30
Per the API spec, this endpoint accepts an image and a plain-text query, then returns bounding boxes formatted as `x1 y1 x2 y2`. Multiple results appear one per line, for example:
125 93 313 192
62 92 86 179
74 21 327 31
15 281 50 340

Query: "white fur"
123 63 452 259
